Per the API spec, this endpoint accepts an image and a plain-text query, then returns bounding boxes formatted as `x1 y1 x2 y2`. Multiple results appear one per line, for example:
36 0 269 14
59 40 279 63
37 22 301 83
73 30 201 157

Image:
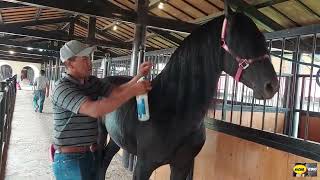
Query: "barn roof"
0 0 319 62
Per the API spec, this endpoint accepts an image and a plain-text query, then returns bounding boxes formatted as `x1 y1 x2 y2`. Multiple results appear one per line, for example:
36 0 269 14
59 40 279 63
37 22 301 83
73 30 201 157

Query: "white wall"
0 60 41 81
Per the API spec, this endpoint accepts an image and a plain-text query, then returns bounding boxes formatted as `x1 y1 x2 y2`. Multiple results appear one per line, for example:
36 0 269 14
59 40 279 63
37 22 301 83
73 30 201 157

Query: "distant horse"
100 7 279 180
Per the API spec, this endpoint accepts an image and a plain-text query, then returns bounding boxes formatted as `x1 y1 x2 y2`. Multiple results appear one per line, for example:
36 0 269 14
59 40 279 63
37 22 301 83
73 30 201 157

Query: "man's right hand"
132 80 152 96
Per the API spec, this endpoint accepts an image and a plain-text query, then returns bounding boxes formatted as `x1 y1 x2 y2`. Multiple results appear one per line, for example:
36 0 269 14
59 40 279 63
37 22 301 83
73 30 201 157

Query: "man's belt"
55 144 97 154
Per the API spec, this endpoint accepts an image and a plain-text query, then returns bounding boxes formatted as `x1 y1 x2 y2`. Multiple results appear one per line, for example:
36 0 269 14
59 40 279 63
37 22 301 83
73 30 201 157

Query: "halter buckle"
239 59 249 69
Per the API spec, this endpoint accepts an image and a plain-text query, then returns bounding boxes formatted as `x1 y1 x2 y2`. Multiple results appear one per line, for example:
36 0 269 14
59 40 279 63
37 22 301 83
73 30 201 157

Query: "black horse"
100 9 279 180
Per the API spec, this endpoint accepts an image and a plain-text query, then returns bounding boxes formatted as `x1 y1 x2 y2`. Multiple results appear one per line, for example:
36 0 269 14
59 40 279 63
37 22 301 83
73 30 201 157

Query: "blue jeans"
53 152 98 180
33 90 45 112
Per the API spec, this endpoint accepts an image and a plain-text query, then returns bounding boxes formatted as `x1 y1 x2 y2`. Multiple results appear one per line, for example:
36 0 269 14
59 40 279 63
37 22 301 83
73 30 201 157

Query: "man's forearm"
109 75 141 97
121 75 141 88
80 86 135 118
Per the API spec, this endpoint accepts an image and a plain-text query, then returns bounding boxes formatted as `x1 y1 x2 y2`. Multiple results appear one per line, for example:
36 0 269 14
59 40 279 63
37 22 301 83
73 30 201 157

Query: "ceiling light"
9 50 15 54
158 2 164 9
113 25 117 31
39 49 43 52
27 47 33 50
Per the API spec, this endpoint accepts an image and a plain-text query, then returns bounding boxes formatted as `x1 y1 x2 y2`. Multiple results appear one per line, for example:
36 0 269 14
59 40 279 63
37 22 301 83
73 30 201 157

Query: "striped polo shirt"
52 74 112 147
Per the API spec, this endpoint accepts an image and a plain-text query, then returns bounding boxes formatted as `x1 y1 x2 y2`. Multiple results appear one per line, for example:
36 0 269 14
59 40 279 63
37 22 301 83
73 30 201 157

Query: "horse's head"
221 9 279 100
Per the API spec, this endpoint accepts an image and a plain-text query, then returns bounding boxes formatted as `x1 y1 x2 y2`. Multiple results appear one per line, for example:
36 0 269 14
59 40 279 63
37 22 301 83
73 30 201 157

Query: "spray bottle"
136 77 150 121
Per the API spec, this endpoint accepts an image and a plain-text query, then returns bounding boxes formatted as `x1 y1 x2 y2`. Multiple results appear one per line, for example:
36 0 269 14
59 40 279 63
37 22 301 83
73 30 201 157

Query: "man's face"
69 56 92 78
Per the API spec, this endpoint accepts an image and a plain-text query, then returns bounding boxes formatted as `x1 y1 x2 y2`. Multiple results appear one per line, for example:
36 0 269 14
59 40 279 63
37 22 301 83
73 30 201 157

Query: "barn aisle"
4 88 132 180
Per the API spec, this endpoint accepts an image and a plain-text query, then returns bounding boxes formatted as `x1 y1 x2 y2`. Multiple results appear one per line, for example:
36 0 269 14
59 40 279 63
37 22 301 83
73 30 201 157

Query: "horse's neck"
150 17 224 122
152 50 222 120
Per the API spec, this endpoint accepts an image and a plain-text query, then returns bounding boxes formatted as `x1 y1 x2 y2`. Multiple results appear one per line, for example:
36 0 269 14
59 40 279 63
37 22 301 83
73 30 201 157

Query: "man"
33 70 49 113
52 40 152 180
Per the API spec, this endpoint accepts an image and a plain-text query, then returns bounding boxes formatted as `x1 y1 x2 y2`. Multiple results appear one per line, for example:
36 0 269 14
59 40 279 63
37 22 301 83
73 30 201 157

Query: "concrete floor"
4 88 132 180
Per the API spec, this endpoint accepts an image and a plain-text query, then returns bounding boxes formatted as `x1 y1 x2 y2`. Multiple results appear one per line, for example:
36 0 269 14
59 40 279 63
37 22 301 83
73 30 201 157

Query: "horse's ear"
224 0 233 19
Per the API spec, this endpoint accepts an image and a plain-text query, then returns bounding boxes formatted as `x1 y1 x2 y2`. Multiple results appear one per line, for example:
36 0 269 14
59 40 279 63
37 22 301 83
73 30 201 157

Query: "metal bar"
262 99 266 130
312 80 316 111
304 34 317 141
318 89 320 112
299 77 305 111
239 84 245 126
291 38 302 138
230 80 236 123
263 40 272 130
130 0 148 76
270 52 320 69
250 97 254 128
274 38 285 133
213 83 218 120
222 75 229 121
265 23 320 40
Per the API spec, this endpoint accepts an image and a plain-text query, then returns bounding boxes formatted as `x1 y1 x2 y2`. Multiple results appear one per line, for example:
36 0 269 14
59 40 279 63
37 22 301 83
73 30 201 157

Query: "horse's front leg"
97 138 120 180
133 158 159 180
170 124 206 180
170 159 194 180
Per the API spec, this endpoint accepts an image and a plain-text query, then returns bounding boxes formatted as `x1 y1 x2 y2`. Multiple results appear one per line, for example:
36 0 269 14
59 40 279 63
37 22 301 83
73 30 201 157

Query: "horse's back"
104 76 139 154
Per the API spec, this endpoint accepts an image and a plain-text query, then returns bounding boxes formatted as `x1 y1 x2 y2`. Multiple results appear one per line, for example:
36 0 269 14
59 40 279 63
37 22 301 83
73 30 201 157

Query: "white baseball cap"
60 40 96 63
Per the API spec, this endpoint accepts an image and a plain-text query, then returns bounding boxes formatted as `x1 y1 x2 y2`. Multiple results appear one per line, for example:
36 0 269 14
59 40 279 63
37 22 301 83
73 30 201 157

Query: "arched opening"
20 66 35 86
0 64 13 81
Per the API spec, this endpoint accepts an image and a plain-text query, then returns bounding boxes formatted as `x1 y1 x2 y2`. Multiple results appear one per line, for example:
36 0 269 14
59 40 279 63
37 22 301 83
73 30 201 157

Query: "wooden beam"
97 46 118 57
68 18 75 38
149 0 161 9
87 16 96 42
0 1 26 8
0 51 49 60
4 0 136 24
0 55 47 63
125 33 156 42
230 0 283 31
295 0 320 19
35 8 42 21
0 25 131 49
0 17 72 28
149 29 182 45
255 0 288 9
0 38 110 58
102 22 118 31
0 40 58 57
191 11 224 24
3 0 198 33
76 19 130 43
0 10 3 24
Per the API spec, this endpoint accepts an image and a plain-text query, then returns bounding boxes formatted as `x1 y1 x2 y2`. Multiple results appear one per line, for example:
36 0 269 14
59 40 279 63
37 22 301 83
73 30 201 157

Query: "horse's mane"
150 15 226 118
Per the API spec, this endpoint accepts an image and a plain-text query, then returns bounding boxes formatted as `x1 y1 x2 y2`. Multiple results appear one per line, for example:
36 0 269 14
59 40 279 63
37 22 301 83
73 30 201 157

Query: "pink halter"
221 18 269 82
